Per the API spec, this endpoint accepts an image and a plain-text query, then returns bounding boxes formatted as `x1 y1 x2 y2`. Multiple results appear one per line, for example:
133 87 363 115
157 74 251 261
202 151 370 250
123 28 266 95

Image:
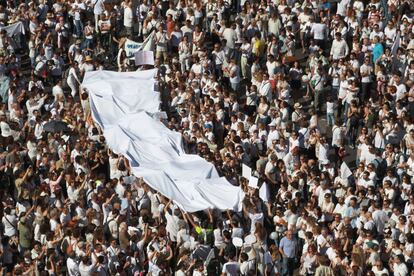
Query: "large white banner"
82 70 244 212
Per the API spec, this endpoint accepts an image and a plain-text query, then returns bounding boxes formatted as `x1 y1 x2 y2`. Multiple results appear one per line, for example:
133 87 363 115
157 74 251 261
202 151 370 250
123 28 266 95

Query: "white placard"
259 182 269 202
340 162 353 180
242 164 252 179
248 176 259 189
135 51 155 66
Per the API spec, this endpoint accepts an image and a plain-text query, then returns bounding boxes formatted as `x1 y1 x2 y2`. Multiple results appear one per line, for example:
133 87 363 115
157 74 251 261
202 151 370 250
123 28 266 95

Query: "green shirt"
18 222 32 248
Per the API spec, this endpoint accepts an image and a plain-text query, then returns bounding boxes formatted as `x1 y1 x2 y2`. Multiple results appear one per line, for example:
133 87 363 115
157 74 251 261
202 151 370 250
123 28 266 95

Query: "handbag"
299 264 307 275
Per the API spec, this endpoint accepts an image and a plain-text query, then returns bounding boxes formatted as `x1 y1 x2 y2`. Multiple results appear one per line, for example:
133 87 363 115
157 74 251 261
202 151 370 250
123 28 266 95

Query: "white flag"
124 39 142 60
248 176 259 189
242 164 252 179
391 32 400 56
340 162 352 180
139 30 156 52
259 182 269 202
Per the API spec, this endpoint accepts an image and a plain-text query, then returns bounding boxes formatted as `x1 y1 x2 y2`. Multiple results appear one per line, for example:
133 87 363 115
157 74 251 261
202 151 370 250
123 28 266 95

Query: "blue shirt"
344 206 359 227
279 236 297 258
373 43 384 63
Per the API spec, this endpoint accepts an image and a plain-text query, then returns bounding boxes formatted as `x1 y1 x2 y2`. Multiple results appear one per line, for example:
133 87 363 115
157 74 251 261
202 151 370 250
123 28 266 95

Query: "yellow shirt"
254 39 265 57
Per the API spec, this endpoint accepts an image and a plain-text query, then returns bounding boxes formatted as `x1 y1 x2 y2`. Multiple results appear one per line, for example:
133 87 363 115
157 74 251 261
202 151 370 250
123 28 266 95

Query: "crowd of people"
0 0 414 275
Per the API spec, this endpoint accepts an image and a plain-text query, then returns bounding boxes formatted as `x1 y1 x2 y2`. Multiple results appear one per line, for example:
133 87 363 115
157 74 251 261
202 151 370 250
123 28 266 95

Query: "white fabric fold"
83 70 244 212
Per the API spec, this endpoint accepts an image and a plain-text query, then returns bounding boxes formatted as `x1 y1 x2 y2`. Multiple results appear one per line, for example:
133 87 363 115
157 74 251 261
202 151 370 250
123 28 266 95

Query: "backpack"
104 218 116 241
62 67 71 89
60 237 74 255
393 153 405 168
373 158 387 180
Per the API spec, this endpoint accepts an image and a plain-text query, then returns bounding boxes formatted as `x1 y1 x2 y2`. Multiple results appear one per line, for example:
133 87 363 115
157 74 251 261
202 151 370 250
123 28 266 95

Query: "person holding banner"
2 0 414 275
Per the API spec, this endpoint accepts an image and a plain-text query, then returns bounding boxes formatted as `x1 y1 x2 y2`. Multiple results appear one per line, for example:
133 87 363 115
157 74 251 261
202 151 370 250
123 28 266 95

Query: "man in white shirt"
227 58 240 91
360 145 377 165
164 201 180 242
331 120 344 149
384 21 397 47
310 18 328 48
392 255 408 276
337 0 350 17
369 24 384 41
358 171 374 189
52 79 64 99
92 0 105 32
311 68 325 113
330 32 349 60
392 72 407 101
360 56 373 101
222 253 240 276
372 201 389 235
259 73 272 102
67 252 80 276
155 25 168 62
221 23 237 57
123 1 134 36
72 0 85 38
212 43 226 78
267 123 280 149
2 207 17 237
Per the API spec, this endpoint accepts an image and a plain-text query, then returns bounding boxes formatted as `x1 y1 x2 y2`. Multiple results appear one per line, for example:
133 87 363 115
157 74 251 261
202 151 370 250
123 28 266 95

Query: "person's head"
308 244 316 254
335 32 341 41
394 254 404 264
286 230 293 239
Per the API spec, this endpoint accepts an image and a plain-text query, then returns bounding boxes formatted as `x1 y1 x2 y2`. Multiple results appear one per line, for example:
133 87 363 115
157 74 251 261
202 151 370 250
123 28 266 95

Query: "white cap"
244 234 256 246
232 237 243 247
1 122 12 137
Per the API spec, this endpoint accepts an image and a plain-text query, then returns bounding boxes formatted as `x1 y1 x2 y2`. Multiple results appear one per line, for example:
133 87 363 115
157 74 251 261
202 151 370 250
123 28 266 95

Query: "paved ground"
289 48 358 170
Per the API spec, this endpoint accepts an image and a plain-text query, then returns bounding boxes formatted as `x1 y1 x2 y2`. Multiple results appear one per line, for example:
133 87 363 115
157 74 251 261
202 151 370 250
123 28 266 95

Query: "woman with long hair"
301 244 317 275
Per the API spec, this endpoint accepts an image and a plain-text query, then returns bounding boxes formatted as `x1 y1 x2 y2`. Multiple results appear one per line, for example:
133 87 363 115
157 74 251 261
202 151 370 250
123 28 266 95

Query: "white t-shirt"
165 212 180 242
123 6 133 28
67 258 80 276
2 214 17 237
93 0 105 15
248 212 264 233
360 64 373 83
229 64 240 84
222 261 240 276
393 262 408 276
222 28 237 49
326 101 334 114
155 31 168 51
311 23 327 40
79 262 95 276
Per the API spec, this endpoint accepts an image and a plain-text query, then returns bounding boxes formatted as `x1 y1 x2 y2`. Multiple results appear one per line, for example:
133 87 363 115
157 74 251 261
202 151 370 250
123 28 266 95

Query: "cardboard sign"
242 164 252 179
135 50 155 66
